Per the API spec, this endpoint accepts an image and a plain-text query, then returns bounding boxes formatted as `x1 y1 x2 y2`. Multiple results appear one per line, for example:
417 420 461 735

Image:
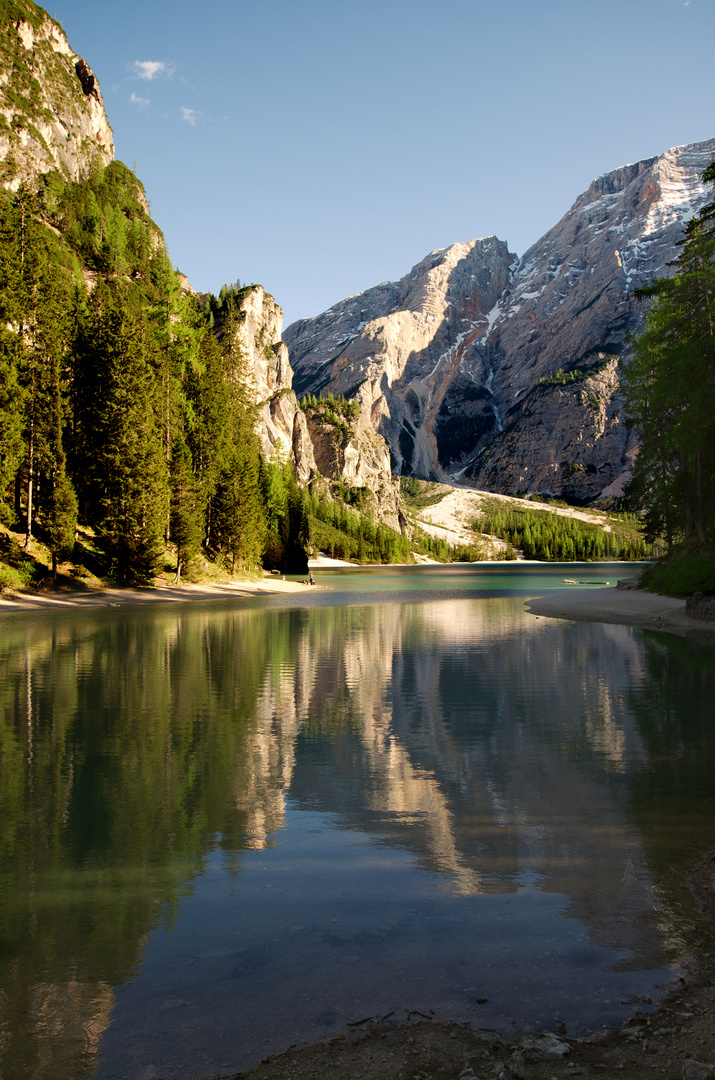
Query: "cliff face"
234 286 400 522
286 138 715 503
287 238 515 479
0 1 114 188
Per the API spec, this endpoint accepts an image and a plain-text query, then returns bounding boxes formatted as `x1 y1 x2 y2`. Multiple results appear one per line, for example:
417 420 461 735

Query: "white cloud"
130 92 150 110
131 60 172 81
180 107 202 126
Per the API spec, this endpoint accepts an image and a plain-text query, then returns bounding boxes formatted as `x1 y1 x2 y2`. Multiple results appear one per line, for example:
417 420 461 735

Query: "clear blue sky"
48 0 714 328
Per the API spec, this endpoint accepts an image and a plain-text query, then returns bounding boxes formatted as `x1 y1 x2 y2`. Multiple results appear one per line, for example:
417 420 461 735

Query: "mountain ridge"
285 137 715 504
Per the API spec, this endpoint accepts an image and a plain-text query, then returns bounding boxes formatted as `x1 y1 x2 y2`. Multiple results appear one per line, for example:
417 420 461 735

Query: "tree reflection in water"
1 592 714 1079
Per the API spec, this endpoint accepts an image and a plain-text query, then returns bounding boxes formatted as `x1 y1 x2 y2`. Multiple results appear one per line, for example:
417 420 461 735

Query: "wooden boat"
561 579 610 585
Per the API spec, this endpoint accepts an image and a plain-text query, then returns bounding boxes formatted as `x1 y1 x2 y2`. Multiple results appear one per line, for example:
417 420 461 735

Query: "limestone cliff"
303 400 403 530
232 286 400 522
0 1 114 188
286 138 715 503
287 237 515 478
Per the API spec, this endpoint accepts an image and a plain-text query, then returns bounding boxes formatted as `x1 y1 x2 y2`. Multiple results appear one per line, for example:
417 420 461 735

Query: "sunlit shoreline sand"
526 585 715 635
0 576 310 613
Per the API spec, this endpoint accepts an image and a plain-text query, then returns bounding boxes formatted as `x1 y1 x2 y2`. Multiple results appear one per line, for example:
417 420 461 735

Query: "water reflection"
0 590 714 1079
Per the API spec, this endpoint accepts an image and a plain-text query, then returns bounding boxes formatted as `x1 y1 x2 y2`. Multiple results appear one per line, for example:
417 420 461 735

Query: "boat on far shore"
562 578 610 585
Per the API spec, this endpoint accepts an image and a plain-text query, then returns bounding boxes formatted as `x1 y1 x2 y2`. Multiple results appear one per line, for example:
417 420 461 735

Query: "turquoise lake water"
1 563 714 1079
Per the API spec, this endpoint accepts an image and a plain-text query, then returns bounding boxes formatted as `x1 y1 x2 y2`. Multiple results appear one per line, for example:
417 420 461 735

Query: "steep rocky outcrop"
0 1 114 188
304 404 403 530
228 286 316 481
233 286 400 521
286 138 715 503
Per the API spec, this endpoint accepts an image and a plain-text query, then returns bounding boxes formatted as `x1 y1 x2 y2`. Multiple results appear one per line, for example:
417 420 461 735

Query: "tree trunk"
24 416 33 550
696 442 711 547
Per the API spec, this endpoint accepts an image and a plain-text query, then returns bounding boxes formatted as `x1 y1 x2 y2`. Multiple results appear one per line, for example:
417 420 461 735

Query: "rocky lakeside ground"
194 852 715 1080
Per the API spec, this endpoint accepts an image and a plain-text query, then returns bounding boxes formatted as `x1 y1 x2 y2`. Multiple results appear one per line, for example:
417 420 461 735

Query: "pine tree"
184 323 231 547
72 281 168 583
0 192 26 515
624 161 715 548
169 432 203 582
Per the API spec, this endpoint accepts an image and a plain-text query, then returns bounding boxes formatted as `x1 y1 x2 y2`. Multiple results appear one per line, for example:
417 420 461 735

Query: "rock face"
231 286 316 482
285 138 715 503
235 286 401 523
287 238 515 479
0 2 114 188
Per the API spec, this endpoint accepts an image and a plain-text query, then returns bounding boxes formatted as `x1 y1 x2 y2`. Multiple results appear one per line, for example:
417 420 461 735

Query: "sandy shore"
526 585 715 635
0 576 312 614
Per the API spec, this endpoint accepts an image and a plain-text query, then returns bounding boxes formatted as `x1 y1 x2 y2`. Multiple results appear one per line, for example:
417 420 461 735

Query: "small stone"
682 1064 715 1080
520 1035 570 1058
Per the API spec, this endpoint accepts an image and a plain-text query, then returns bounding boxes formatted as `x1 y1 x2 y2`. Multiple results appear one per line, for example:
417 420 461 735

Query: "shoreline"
0 576 311 614
525 585 715 635
207 945 715 1080
3 573 712 637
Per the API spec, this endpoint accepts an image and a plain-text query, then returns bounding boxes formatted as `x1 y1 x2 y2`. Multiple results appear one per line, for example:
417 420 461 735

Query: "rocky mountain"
0 1 113 188
285 138 715 504
232 285 403 529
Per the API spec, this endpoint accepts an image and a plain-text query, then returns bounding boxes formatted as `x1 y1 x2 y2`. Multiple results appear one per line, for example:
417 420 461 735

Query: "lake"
1 563 714 1080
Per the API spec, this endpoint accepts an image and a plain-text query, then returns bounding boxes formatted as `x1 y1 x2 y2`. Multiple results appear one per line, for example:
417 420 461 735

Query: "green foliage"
641 554 715 597
302 484 412 565
475 500 649 561
0 529 36 590
73 282 168 583
42 160 161 278
623 159 715 551
169 434 203 579
400 476 449 511
299 390 361 431
535 356 611 390
409 527 488 562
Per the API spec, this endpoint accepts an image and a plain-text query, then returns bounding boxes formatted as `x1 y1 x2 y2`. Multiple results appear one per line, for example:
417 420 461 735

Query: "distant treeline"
475 504 649 562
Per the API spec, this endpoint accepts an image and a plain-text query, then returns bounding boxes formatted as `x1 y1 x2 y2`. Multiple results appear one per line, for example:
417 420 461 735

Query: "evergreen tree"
624 161 715 548
72 281 168 583
184 324 231 547
169 432 203 582
212 305 266 572
0 192 26 516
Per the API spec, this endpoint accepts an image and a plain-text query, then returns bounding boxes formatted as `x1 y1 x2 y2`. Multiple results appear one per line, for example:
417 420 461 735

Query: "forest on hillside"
0 162 415 586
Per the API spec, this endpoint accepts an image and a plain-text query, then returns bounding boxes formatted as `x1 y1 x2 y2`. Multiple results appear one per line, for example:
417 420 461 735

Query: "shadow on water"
0 567 713 1079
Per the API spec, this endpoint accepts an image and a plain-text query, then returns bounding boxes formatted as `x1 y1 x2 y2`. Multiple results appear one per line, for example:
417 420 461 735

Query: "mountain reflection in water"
1 571 714 1080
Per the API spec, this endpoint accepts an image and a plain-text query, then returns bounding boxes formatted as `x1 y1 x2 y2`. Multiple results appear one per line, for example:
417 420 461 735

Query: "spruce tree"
625 160 715 548
0 192 26 516
169 432 203 582
72 281 168 583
